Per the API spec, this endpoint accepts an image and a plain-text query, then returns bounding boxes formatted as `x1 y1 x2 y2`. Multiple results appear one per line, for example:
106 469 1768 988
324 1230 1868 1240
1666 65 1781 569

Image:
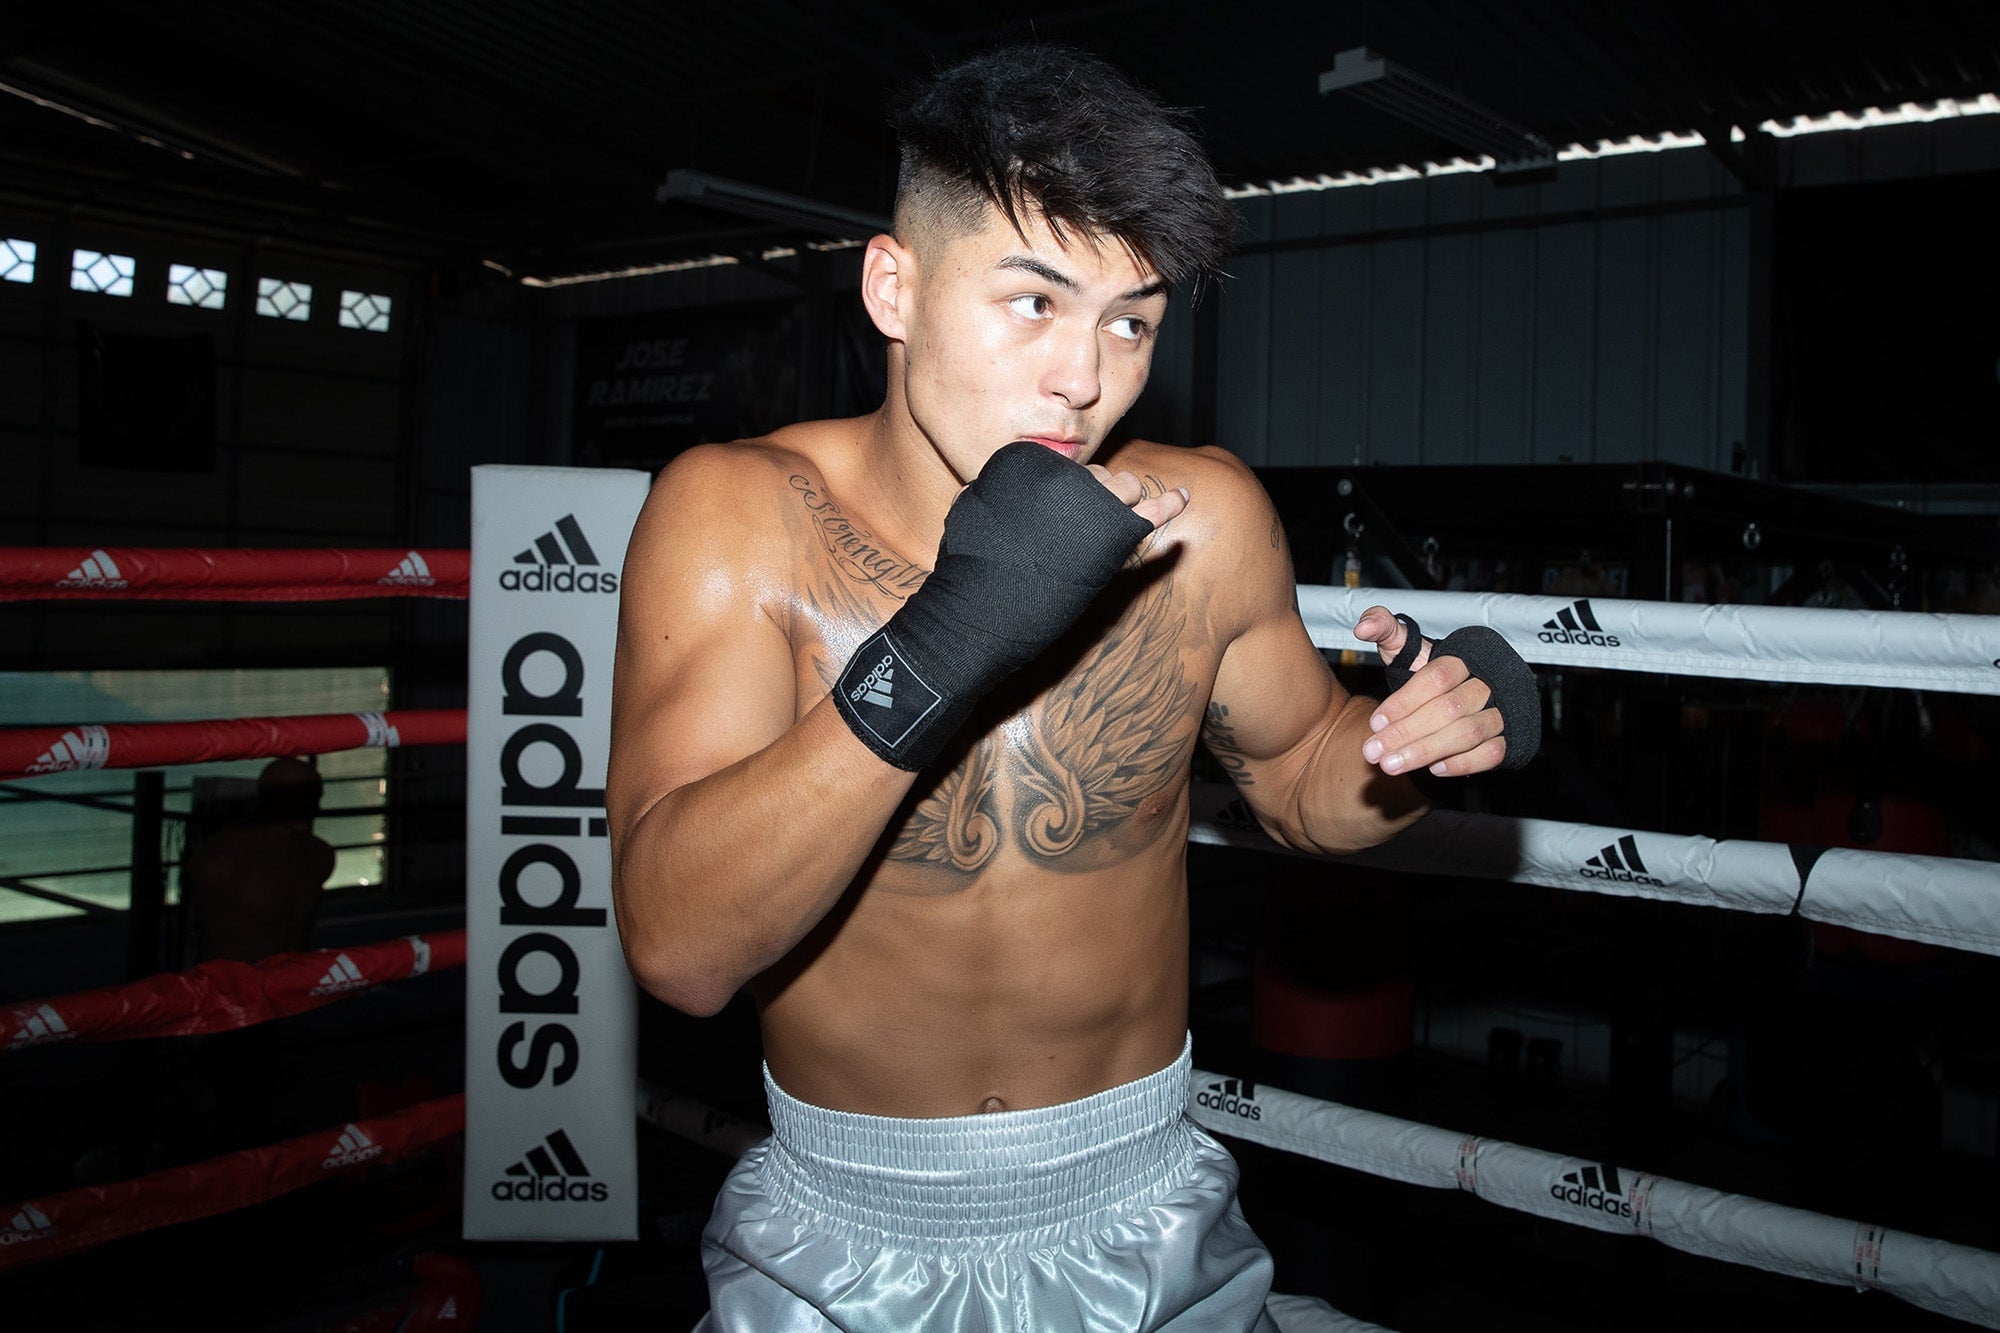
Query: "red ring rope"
0 1094 465 1269
0 547 468 602
0 709 467 780
2 931 465 1050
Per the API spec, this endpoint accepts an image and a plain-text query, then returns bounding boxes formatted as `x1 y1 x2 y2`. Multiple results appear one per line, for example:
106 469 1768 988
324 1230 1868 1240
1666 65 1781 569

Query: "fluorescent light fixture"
1319 48 1555 172
1753 92 2000 137
657 169 889 238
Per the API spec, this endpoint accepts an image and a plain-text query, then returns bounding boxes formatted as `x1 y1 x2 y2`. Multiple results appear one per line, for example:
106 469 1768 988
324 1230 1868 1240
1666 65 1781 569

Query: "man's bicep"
1203 609 1343 787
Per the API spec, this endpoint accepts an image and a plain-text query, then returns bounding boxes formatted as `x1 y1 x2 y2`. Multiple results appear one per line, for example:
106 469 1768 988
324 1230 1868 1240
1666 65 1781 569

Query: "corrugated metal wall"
1161 113 2000 471
1193 152 1753 471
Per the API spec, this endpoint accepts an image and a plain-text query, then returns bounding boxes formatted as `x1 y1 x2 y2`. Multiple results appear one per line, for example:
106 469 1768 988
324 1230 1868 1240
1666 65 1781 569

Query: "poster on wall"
572 303 805 468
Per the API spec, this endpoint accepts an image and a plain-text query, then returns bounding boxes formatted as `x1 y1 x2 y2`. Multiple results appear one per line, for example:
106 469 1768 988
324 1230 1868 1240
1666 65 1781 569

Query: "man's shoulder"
1102 439 1273 544
630 430 836 558
648 433 820 507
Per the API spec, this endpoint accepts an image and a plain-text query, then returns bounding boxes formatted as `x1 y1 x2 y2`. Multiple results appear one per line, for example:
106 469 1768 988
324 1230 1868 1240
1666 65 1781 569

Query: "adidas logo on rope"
1 1203 54 1248
492 1128 608 1203
1580 833 1664 888
1538 598 1621 648
378 550 436 587
1551 1162 1634 1219
498 515 618 594
323 1124 382 1170
6 1004 72 1049
1195 1077 1262 1121
25 726 111 775
309 953 369 997
55 549 128 590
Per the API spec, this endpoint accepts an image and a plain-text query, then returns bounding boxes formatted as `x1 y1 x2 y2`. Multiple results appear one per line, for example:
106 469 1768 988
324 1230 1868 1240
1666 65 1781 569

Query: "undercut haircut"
890 45 1237 298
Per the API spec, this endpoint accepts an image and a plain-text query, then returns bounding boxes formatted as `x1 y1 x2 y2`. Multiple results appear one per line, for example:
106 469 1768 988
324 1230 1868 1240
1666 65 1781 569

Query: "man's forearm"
1287 693 1430 855
612 695 917 1016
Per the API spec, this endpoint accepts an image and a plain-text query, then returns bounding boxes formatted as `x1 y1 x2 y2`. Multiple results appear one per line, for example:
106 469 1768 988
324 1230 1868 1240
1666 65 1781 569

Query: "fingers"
1087 465 1189 531
1362 664 1506 776
1352 605 1429 671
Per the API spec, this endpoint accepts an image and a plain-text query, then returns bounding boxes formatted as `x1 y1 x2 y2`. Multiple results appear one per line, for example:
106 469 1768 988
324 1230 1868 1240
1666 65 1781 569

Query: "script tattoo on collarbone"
791 470 1199 876
790 475 926 601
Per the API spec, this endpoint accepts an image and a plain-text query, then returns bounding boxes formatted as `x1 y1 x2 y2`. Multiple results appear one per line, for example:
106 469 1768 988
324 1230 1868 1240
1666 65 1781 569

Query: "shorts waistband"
760 1035 1195 1250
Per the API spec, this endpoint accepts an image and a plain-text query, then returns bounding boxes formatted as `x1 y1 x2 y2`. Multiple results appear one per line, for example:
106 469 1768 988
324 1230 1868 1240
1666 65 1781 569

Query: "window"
2 238 34 284
338 289 392 332
166 263 228 309
256 277 312 321
0 667 391 925
71 248 136 296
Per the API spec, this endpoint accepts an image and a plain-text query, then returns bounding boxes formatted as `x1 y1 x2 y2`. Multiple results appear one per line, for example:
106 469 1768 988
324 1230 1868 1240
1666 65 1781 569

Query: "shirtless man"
609 45 1532 1331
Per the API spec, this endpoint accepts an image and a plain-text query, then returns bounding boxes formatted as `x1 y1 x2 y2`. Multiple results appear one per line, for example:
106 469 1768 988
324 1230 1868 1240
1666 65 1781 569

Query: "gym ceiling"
4 1 1998 280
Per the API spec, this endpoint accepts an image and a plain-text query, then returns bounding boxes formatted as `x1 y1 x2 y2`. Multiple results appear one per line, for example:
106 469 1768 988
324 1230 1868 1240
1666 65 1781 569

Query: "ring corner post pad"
464 464 649 1241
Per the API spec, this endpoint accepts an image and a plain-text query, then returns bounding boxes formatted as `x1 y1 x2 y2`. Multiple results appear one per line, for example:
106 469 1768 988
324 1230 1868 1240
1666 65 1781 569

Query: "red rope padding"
0 708 467 779
0 1094 465 1269
1 931 465 1051
0 547 469 602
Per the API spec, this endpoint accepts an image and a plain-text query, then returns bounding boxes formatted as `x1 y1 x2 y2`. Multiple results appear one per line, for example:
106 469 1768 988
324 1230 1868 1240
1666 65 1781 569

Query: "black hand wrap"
1382 614 1543 771
834 441 1153 771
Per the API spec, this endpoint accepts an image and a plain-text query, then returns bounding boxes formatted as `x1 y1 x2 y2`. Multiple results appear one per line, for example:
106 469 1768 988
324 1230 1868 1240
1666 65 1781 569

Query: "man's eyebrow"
996 255 1170 304
996 254 1078 292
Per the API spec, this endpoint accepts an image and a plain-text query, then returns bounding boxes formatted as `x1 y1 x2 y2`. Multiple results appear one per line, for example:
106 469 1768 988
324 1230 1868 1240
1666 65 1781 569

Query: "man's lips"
1020 436 1081 459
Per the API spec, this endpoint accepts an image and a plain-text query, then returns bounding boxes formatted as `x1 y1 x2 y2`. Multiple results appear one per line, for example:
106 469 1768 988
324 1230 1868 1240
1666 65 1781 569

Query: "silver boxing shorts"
694 1034 1281 1331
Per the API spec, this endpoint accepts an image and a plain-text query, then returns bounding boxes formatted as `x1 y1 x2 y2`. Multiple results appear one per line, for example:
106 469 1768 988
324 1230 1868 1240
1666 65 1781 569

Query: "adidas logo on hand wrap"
836 631 943 751
498 515 618 594
1538 598 1621 648
851 655 897 708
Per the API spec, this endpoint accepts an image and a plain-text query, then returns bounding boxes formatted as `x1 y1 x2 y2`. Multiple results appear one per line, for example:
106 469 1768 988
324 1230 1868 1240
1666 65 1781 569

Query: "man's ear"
860 234 911 342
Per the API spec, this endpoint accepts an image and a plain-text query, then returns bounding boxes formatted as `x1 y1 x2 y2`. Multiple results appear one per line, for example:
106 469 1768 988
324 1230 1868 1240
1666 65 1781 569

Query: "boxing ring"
3 527 1999 1328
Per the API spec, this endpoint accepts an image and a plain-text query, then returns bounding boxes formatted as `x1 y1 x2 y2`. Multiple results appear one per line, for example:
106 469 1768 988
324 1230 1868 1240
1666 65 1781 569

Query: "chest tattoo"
790 472 1201 877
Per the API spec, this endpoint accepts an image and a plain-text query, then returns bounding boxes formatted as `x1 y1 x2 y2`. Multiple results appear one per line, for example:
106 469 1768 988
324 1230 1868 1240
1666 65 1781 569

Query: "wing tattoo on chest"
1012 582 1197 860
789 471 1200 877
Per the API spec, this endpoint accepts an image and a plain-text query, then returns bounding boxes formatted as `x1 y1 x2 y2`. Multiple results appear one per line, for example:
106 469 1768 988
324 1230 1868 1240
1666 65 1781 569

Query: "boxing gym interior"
4 3 1999 1329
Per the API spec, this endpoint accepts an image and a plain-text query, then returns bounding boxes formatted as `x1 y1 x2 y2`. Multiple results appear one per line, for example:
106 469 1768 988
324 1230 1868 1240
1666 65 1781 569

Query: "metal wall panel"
1216 149 1756 471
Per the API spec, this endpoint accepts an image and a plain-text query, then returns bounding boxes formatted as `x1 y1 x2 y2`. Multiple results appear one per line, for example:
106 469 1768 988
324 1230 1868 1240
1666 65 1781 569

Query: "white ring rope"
1299 586 2000 696
1190 786 2000 959
634 1077 1994 1328
1187 1071 2000 1329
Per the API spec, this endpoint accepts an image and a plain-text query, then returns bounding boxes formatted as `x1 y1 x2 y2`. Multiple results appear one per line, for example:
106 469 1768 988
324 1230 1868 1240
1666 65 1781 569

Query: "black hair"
890 45 1237 297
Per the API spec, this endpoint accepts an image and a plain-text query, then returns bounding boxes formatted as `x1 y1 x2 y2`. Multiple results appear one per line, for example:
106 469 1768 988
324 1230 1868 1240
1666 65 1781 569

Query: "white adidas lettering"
25 726 111 774
1 1204 54 1246
379 550 436 585
57 549 127 589
324 1124 382 1168
312 953 368 996
7 1004 71 1047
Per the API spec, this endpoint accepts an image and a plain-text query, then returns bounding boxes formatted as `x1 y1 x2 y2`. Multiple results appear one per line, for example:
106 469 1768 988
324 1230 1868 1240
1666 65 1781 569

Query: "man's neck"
853 399 961 565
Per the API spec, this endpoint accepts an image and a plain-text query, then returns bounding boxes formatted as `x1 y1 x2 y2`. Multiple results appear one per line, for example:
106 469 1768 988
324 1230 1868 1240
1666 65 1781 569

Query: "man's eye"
1008 294 1053 319
1106 316 1150 341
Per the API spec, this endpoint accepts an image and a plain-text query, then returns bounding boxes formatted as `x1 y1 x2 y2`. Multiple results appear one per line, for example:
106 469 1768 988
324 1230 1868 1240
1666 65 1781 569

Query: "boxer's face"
881 202 1169 484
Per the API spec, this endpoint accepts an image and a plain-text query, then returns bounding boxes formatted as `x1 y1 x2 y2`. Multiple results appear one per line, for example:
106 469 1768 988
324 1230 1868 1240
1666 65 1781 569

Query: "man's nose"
1042 323 1102 411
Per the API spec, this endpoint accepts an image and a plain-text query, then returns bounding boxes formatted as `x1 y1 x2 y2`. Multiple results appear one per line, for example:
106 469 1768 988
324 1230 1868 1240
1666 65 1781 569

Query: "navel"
979 1095 1007 1114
